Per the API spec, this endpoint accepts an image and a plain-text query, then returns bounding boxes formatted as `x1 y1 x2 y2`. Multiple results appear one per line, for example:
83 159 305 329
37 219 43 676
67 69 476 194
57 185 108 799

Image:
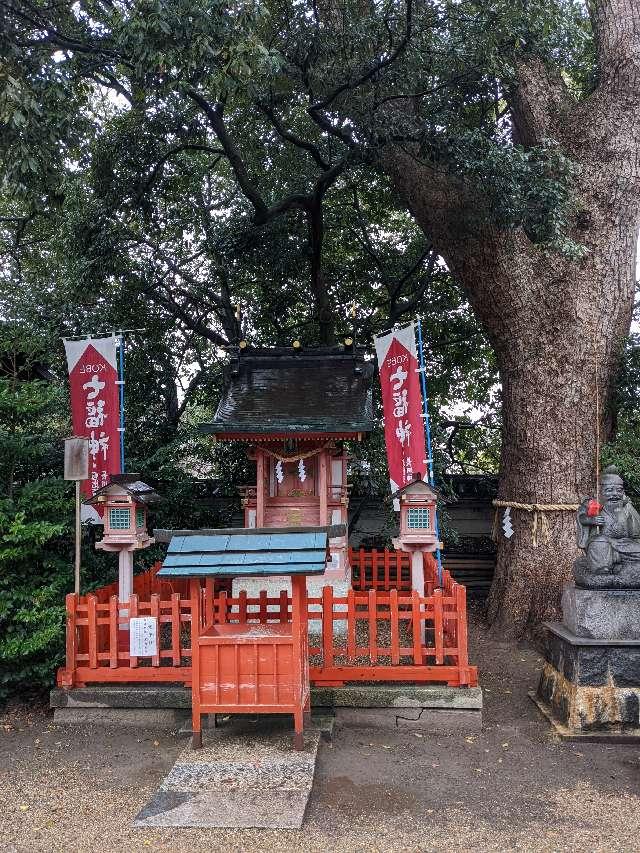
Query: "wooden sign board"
64 436 89 481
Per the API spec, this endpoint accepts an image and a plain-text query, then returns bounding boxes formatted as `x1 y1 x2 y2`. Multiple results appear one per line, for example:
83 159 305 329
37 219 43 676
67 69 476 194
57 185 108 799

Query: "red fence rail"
58 552 477 688
349 547 412 591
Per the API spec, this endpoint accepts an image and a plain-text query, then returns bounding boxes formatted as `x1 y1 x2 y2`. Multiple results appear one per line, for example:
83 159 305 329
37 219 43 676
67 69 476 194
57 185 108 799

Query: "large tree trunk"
384 20 640 634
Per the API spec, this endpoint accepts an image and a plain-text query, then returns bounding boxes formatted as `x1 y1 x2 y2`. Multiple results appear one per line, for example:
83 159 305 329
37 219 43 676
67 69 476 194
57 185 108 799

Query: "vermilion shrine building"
55 343 479 707
200 346 374 586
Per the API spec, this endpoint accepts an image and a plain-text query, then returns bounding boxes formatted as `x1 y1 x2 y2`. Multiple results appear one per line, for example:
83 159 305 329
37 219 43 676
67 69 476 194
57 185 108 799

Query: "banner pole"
416 319 443 586
117 333 125 473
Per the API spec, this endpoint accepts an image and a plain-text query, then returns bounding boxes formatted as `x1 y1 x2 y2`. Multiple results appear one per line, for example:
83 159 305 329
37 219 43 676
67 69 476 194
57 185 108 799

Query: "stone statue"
574 465 640 588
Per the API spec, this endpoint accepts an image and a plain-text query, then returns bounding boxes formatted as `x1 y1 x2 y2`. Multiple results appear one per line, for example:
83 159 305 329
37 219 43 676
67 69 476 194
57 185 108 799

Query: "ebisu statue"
575 465 640 588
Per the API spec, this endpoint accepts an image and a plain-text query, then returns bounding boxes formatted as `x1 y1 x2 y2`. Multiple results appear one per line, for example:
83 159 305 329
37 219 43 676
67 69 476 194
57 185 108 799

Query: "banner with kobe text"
374 323 427 502
64 336 121 521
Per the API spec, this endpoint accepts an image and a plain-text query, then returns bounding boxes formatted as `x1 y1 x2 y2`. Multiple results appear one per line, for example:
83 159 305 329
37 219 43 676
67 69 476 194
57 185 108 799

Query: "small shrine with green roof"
200 345 374 584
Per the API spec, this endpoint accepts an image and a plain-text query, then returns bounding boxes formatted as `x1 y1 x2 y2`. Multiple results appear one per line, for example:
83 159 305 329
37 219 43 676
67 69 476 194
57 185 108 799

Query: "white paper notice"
129 617 158 657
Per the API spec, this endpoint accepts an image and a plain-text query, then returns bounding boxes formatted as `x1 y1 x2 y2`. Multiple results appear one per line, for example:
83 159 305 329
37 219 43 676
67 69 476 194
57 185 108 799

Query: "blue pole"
416 318 443 586
117 333 125 473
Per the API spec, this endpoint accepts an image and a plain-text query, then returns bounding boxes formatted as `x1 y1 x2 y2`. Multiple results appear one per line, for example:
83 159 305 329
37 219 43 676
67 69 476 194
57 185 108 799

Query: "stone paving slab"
134 719 321 829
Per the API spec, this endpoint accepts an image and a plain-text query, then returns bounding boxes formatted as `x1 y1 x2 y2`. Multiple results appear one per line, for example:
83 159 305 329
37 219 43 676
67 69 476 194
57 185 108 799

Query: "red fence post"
411 589 423 665
129 594 138 668
347 589 356 659
205 578 214 628
87 595 98 669
390 589 400 665
433 588 444 665
259 590 267 624
456 583 469 669
171 593 181 666
64 593 78 686
150 594 160 667
279 589 288 623
322 586 334 670
368 589 377 662
218 590 228 624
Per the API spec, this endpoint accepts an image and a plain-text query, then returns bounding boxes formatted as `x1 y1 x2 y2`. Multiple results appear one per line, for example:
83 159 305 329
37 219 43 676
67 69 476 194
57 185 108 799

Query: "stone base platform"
50 683 482 732
562 583 640 640
535 622 640 737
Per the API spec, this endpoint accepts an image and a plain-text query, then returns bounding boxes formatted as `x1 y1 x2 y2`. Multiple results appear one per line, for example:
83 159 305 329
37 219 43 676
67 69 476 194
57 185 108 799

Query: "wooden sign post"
64 437 89 594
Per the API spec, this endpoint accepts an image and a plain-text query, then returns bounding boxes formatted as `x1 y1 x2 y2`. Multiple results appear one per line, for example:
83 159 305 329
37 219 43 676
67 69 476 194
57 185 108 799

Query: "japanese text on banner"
374 323 427 498
64 337 121 517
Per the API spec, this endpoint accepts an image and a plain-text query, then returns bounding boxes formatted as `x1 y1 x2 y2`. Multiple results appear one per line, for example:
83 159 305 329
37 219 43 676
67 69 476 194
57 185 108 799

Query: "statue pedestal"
534 621 640 739
562 583 640 640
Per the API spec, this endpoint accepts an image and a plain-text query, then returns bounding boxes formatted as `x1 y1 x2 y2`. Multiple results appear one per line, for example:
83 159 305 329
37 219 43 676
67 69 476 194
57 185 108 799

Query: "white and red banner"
64 336 121 521
374 323 427 501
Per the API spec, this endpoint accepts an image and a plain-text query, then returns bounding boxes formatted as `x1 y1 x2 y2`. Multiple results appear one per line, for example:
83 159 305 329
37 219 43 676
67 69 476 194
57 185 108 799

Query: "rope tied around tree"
491 499 581 549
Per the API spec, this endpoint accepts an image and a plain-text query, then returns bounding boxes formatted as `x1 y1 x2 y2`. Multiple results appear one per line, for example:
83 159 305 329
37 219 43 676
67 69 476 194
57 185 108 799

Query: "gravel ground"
2 605 640 852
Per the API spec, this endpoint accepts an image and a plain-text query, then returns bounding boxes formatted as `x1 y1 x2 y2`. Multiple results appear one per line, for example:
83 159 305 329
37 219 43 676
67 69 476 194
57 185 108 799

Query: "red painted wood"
87 596 97 669
58 549 478 690
171 593 181 666
368 589 377 663
347 589 356 659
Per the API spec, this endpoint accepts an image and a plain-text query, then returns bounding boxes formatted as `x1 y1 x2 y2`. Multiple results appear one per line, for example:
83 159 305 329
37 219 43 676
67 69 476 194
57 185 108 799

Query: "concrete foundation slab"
335 707 482 732
134 718 321 829
53 708 189 727
51 683 482 730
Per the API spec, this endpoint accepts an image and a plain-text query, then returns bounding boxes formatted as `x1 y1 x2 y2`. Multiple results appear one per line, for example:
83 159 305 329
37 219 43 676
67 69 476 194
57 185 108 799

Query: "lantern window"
109 507 131 530
135 507 145 528
407 507 431 529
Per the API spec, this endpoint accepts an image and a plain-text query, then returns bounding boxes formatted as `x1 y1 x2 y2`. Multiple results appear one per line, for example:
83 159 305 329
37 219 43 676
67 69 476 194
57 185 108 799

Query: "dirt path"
2 609 639 852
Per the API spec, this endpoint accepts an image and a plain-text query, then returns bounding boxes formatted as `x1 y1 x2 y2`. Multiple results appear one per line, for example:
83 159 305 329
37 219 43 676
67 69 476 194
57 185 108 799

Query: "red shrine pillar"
318 449 328 526
256 448 265 527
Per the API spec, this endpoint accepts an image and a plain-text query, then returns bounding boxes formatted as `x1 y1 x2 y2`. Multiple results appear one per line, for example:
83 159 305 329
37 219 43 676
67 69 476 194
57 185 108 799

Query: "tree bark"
383 0 640 635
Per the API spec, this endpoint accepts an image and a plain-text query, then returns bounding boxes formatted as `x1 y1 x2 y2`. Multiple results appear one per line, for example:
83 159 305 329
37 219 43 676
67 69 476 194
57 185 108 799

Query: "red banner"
64 337 121 519
374 323 427 498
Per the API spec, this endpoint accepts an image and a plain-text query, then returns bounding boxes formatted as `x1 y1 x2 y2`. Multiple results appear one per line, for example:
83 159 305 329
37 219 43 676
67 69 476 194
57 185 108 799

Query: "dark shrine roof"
200 346 374 437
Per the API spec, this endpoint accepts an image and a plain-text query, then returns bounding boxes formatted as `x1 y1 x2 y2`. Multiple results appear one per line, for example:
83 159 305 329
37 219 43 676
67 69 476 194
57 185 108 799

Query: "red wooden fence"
349 547 412 592
58 551 477 688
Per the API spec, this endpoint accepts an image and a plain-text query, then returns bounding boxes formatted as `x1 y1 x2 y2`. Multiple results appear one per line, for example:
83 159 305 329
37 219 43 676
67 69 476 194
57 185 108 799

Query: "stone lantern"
85 474 160 606
392 477 441 594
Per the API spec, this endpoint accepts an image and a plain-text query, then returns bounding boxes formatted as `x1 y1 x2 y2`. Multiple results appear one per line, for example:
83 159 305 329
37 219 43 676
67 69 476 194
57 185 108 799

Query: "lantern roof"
83 473 161 505
200 346 374 439
392 477 442 501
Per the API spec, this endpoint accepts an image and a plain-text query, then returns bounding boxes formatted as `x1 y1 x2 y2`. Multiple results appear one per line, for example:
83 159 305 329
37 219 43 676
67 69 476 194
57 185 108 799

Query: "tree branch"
186 89 271 221
257 102 330 170
592 0 640 100
508 56 574 148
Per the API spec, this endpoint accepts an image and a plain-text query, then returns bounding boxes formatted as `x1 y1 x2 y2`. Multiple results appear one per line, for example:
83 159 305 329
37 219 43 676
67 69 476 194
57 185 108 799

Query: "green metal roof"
158 526 331 578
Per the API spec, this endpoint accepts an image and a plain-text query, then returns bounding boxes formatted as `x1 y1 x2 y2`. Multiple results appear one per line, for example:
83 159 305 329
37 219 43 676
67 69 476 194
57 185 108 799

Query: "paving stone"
134 718 321 829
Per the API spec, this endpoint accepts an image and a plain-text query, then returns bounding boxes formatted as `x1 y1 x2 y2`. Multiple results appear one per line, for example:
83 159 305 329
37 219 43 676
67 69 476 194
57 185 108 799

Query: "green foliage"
602 332 640 497
0 480 71 700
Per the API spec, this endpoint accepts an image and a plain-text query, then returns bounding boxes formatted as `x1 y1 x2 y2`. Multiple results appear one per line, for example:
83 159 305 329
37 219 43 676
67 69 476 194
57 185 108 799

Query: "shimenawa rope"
491 499 581 548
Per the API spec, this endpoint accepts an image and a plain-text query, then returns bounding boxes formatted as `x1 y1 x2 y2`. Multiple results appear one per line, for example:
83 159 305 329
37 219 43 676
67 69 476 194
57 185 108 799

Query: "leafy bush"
0 479 72 700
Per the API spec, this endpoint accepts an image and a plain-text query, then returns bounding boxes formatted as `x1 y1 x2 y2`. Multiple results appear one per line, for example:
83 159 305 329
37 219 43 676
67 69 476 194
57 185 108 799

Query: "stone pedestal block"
562 583 640 640
535 622 640 735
